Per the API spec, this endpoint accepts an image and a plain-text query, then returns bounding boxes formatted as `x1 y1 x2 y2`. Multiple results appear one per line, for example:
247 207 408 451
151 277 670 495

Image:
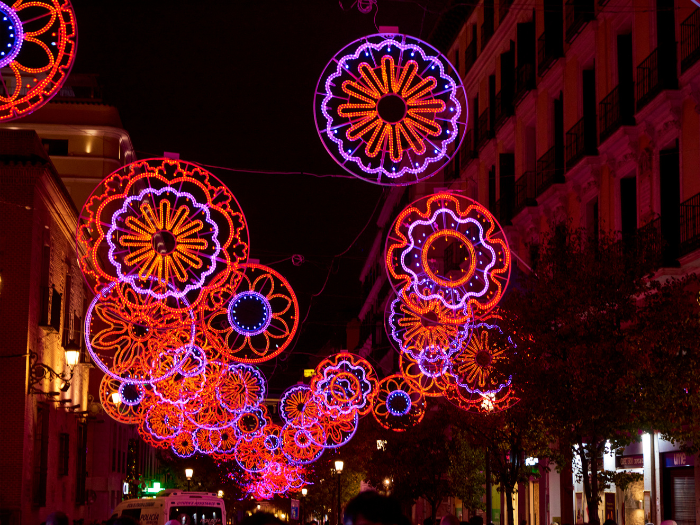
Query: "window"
41 139 69 156
169 506 223 525
58 433 69 476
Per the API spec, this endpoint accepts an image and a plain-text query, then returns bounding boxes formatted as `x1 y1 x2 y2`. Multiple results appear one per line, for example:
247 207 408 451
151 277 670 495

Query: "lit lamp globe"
111 392 121 405
64 342 80 368
302 488 308 496
185 468 193 480
334 460 344 473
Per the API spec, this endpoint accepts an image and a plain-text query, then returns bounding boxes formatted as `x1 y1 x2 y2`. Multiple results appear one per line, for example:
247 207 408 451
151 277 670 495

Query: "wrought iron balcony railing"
514 171 537 216
636 48 663 112
565 0 595 43
681 10 700 73
464 39 477 75
476 108 491 150
680 190 700 256
599 85 634 143
481 21 494 52
460 129 477 169
515 63 536 104
535 146 564 196
565 117 586 170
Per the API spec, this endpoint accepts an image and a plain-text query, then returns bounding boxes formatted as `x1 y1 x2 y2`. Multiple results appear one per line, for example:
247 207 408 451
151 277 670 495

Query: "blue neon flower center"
227 291 272 336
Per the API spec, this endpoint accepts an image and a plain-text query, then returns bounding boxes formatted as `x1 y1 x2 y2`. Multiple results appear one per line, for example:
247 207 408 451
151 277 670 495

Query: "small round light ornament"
386 192 511 315
314 33 467 185
372 374 426 432
0 0 77 121
199 264 299 363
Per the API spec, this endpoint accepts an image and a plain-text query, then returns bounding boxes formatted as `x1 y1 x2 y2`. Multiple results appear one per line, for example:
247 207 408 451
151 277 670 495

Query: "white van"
112 490 225 525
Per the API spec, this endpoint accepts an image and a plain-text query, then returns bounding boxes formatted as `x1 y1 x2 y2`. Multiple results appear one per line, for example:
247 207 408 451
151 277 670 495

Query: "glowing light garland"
386 193 511 314
0 0 77 121
372 374 426 432
314 33 467 185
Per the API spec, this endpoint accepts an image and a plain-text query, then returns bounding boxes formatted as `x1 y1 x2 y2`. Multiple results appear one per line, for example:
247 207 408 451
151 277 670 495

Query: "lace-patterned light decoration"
0 0 77 121
315 33 467 185
386 192 511 315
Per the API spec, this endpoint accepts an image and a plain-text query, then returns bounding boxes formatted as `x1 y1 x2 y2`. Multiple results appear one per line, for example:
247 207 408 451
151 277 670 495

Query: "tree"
448 428 486 516
502 225 700 524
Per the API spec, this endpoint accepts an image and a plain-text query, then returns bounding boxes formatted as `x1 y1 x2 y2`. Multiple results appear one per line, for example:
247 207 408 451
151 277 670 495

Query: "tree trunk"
589 441 599 525
430 499 439 524
505 484 515 525
578 439 593 523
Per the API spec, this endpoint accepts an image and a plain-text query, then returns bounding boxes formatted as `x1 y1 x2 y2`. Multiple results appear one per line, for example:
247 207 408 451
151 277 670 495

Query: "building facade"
0 76 166 524
350 0 700 521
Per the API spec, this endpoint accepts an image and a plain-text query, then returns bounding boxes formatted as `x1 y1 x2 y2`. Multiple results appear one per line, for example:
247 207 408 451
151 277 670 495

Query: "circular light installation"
386 193 511 315
77 158 249 307
200 264 299 363
0 0 77 121
0 2 23 69
118 382 144 406
372 374 426 432
385 389 411 416
314 33 467 185
310 352 378 417
279 384 320 429
227 291 272 336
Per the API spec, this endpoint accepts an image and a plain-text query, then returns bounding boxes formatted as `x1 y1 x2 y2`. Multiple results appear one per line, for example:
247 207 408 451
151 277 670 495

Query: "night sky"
70 0 449 392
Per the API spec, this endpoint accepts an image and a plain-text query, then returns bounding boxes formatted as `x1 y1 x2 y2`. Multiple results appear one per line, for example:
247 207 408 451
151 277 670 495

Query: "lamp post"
334 461 344 525
185 468 193 491
302 488 307 525
383 478 391 495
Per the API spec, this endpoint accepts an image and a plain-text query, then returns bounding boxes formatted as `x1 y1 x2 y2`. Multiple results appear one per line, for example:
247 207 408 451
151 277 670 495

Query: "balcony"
564 117 596 170
680 191 700 256
538 32 560 76
481 21 494 52
464 39 477 75
460 129 477 169
494 91 513 131
535 146 564 196
493 198 514 226
476 108 491 150
681 10 700 73
613 217 664 266
515 63 536 104
565 0 594 42
599 85 634 143
636 48 663 112
514 171 537 216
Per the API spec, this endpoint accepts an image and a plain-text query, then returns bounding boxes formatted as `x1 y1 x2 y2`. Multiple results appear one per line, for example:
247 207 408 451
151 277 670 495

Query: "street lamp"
185 468 193 491
383 478 391 495
301 488 307 525
334 461 344 525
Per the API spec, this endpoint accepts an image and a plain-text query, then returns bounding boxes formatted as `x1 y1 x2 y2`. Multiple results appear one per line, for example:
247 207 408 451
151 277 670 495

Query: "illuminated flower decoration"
386 193 511 314
85 281 195 384
145 402 184 440
386 288 472 360
235 435 273 473
199 264 299 363
0 0 77 121
279 384 320 429
372 374 426 432
215 427 238 457
281 423 324 464
172 430 196 458
310 411 359 449
99 376 149 425
193 427 222 454
311 353 378 417
77 158 248 306
399 351 450 397
444 383 518 414
151 349 207 406
107 186 221 296
216 363 267 413
315 33 467 185
233 405 272 441
448 317 513 396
